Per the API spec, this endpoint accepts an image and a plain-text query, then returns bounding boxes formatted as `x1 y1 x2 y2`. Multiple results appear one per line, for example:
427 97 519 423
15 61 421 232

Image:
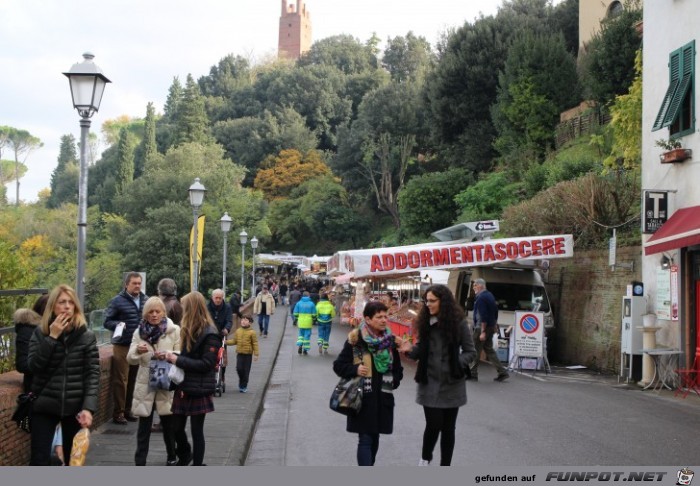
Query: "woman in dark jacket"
399 284 476 466
14 294 49 392
165 291 221 466
333 301 403 466
27 284 100 466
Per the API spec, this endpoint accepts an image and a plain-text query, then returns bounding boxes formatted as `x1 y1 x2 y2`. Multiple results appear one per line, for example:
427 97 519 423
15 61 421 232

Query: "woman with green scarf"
333 300 403 466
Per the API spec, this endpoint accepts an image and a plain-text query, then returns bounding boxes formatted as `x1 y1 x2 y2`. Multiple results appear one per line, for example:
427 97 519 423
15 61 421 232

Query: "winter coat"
408 319 476 408
293 296 317 329
127 318 181 417
206 301 233 333
103 290 147 346
28 325 100 416
288 289 302 309
226 326 259 356
161 295 183 325
14 308 41 392
253 292 276 316
333 328 403 435
175 326 221 397
315 298 335 324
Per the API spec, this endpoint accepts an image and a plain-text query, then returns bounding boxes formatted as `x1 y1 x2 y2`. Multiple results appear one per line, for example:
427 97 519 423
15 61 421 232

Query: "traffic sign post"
509 311 551 374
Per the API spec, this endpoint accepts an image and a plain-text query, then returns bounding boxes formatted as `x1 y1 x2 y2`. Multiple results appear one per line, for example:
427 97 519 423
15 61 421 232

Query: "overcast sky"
1 0 529 203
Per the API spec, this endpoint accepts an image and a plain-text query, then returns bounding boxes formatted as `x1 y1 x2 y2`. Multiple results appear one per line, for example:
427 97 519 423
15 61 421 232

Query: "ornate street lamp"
251 236 258 292
220 212 232 292
64 52 111 307
239 229 248 297
188 178 206 291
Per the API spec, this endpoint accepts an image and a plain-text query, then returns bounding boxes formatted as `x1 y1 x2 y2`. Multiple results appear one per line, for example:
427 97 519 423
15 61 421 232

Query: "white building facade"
642 0 699 372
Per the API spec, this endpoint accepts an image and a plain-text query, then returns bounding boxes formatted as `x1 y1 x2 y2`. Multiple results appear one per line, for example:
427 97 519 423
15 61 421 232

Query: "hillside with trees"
0 0 645 316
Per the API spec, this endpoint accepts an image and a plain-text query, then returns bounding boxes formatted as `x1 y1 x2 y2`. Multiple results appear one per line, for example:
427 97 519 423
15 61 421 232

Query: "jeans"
135 410 176 465
258 314 270 335
472 327 506 375
421 407 459 466
357 433 379 466
30 412 82 466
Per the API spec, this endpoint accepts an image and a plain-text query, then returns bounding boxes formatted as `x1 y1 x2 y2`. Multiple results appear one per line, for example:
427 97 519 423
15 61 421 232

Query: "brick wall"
0 346 114 466
545 246 642 373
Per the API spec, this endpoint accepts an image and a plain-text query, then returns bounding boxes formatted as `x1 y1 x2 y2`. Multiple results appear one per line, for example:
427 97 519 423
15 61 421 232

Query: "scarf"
359 321 394 374
138 317 167 346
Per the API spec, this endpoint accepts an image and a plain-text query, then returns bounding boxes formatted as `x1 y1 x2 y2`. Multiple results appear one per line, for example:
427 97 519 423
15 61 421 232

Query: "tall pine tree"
115 128 135 195
139 102 159 174
47 134 78 208
174 74 210 146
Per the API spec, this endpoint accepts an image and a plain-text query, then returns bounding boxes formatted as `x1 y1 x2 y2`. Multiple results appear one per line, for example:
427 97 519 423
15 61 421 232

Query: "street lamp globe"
220 212 232 233
63 52 111 118
188 178 206 209
239 229 248 246
250 236 258 250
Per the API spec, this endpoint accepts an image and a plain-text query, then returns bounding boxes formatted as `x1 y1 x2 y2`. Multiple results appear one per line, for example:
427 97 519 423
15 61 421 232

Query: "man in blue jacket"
471 278 509 382
104 272 147 424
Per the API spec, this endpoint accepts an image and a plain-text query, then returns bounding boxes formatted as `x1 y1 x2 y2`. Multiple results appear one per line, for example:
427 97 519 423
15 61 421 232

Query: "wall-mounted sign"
643 191 668 234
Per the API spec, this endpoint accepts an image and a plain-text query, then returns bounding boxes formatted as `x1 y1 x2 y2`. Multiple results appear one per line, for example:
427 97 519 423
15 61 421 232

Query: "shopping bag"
149 359 172 390
168 363 185 385
329 376 363 416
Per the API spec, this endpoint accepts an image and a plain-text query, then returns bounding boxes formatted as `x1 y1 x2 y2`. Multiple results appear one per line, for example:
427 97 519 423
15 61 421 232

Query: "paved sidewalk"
85 308 289 466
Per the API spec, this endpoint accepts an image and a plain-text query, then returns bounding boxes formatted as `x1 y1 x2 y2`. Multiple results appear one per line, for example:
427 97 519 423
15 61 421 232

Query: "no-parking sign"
513 311 544 358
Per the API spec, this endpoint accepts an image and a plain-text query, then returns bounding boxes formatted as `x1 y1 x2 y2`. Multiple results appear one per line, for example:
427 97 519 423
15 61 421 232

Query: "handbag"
149 359 172 390
329 375 363 416
11 392 35 433
168 363 185 385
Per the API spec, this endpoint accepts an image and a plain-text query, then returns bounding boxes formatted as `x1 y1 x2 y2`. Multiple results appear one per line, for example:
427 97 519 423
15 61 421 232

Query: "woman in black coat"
333 301 403 466
14 294 48 393
165 291 221 466
28 284 99 466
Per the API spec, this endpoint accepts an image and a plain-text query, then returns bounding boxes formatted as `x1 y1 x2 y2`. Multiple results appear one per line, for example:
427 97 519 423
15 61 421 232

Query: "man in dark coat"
288 285 302 326
104 272 147 424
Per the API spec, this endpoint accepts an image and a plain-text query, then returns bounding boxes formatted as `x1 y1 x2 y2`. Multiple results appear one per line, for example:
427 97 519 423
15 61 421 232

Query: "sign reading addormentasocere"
337 235 573 278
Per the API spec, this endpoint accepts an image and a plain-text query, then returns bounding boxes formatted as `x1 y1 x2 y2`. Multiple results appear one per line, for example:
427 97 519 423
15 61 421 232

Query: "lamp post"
239 230 248 298
220 212 232 292
64 52 111 307
251 236 258 292
188 178 206 291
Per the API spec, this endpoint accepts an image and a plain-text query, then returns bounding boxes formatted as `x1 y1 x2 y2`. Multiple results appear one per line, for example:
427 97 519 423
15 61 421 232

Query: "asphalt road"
248 318 700 466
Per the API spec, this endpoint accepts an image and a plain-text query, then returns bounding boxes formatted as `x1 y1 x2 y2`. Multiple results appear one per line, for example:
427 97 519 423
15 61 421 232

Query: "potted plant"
656 138 692 163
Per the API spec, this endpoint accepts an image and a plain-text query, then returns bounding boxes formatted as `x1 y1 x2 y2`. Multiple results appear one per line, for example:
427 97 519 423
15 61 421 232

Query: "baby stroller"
214 337 227 397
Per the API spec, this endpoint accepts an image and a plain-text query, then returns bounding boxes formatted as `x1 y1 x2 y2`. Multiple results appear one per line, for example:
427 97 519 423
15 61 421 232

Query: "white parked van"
447 263 555 332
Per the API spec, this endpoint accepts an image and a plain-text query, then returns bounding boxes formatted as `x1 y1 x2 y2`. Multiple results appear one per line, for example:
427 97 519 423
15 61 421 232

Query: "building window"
607 1 623 18
652 40 695 137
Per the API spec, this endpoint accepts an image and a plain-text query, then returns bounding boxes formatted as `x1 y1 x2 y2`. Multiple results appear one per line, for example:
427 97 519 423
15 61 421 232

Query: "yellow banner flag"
189 215 206 291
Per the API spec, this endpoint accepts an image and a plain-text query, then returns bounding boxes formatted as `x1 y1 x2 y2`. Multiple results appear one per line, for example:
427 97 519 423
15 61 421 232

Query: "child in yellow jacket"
225 314 259 393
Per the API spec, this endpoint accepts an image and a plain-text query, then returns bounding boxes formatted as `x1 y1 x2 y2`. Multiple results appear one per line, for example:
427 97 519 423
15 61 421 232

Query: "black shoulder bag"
12 356 63 433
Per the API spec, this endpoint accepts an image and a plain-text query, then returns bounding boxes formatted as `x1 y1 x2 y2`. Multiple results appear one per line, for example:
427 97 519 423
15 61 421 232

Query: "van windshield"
465 283 550 313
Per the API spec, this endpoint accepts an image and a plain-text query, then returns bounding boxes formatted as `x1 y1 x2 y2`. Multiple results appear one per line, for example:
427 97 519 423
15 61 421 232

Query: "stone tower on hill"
278 0 312 60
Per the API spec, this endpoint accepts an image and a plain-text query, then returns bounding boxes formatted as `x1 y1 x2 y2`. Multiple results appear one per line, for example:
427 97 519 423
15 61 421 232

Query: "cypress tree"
115 128 135 194
47 134 78 208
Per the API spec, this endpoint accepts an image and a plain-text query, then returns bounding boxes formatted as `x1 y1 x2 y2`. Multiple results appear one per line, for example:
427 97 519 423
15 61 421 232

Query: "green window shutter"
662 76 692 127
652 51 682 131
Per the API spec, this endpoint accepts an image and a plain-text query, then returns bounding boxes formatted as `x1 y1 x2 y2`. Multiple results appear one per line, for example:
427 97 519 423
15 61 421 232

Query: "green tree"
6 128 42 205
139 102 160 174
298 34 378 74
492 30 580 159
48 134 78 208
579 1 642 104
398 169 472 238
454 171 521 222
174 74 211 146
115 128 136 194
382 32 435 83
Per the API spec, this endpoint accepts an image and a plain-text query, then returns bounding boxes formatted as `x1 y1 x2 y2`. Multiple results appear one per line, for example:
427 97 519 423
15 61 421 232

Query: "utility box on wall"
620 296 644 381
